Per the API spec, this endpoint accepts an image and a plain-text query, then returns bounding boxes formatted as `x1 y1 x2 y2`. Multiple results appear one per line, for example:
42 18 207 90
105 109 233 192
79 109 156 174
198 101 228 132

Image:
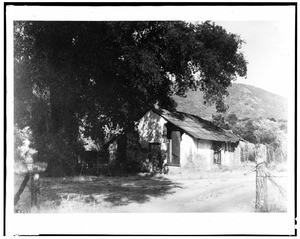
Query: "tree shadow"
40 175 182 208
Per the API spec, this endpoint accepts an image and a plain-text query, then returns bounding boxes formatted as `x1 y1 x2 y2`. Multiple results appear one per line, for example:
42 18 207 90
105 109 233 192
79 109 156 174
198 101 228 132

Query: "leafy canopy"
14 21 247 175
15 21 247 138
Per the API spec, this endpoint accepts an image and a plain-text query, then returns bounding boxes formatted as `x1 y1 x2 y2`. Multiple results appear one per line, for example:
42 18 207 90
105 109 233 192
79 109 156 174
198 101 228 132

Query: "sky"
215 21 295 98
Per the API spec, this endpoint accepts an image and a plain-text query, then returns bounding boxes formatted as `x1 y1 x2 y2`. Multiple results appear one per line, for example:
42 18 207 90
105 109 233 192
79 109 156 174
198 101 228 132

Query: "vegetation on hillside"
174 83 287 120
212 113 287 162
174 83 288 163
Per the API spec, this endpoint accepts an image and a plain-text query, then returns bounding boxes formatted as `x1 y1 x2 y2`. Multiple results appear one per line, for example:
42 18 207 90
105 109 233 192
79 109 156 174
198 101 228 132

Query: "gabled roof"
153 108 241 143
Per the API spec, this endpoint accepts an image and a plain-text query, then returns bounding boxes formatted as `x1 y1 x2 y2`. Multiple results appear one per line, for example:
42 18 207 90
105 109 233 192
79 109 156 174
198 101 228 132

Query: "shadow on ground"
39 175 182 209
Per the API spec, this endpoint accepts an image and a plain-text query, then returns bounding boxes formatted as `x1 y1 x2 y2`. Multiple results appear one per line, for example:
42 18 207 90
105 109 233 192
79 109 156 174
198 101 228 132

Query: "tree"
212 114 230 130
226 113 238 125
14 21 247 176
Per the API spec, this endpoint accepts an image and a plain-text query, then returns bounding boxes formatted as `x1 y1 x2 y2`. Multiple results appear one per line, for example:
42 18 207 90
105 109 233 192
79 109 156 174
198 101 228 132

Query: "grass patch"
32 174 182 213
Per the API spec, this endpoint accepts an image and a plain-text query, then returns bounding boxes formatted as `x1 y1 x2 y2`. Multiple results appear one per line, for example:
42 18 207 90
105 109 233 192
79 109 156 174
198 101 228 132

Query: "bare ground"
14 164 287 213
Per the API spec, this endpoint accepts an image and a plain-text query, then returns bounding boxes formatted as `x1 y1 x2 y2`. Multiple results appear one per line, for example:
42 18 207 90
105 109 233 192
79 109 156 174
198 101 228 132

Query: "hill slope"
173 83 287 120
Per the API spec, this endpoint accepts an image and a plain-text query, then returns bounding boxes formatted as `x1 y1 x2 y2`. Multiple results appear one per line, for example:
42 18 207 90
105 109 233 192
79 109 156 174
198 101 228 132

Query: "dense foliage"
14 21 247 176
14 126 38 176
212 113 287 162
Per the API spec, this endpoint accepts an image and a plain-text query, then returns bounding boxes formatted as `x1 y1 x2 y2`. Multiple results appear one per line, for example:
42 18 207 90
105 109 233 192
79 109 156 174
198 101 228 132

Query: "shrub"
14 126 37 173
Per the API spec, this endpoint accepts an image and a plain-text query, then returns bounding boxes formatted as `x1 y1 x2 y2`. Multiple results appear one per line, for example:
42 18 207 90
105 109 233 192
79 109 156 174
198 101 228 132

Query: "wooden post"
30 167 41 208
255 144 268 212
14 173 30 205
255 162 268 212
30 173 35 207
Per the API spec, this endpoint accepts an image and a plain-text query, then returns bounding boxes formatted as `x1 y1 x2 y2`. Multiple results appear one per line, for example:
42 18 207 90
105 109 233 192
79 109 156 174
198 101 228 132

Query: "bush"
14 126 37 173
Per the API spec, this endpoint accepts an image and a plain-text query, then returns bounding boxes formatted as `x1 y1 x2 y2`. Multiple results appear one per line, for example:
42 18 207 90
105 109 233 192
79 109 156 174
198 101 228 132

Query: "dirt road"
105 173 256 212
15 167 286 213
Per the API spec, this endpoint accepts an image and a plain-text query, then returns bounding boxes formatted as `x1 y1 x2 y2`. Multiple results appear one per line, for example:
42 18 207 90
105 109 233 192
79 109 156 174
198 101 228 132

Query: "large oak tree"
14 21 247 176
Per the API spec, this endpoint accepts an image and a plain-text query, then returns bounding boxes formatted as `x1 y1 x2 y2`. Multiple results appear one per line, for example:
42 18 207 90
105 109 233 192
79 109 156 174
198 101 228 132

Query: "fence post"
30 167 41 208
255 144 268 212
14 173 30 206
30 173 35 207
256 162 268 212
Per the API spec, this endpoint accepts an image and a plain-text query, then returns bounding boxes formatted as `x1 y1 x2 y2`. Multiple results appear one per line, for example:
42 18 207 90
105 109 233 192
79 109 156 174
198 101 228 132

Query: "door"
213 141 222 164
170 131 180 165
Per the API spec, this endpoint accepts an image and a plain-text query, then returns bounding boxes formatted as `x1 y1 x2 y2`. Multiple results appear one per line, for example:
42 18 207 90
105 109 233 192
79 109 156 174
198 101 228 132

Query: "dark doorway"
214 151 221 164
213 141 222 164
170 131 181 165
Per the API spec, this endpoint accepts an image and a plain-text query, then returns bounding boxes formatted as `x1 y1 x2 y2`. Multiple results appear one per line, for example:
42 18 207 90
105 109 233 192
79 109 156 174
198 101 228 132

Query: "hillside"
173 83 287 121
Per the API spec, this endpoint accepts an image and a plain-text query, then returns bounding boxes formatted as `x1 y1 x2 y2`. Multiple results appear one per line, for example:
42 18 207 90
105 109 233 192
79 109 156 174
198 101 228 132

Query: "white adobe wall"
135 110 241 168
194 139 214 168
136 110 167 151
126 110 167 162
181 136 241 168
180 133 195 166
221 148 231 166
233 143 241 165
180 134 214 169
221 142 241 166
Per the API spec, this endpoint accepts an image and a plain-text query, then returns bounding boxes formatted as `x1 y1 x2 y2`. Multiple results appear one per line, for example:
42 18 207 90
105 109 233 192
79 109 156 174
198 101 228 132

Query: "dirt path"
16 167 286 213
101 173 256 212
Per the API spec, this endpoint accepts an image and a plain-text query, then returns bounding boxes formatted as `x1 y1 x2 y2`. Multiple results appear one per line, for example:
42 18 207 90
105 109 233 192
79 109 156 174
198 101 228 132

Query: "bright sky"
215 21 294 98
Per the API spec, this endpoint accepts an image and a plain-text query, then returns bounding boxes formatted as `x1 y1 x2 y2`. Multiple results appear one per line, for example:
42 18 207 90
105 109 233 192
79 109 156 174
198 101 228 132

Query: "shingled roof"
153 109 241 143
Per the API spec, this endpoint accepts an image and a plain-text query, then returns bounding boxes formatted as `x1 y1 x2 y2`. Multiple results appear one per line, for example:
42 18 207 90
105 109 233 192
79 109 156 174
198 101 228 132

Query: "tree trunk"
47 84 79 176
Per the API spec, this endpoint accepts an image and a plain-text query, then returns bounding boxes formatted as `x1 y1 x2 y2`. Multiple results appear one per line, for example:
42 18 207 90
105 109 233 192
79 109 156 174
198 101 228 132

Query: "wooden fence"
245 161 287 212
14 162 47 211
